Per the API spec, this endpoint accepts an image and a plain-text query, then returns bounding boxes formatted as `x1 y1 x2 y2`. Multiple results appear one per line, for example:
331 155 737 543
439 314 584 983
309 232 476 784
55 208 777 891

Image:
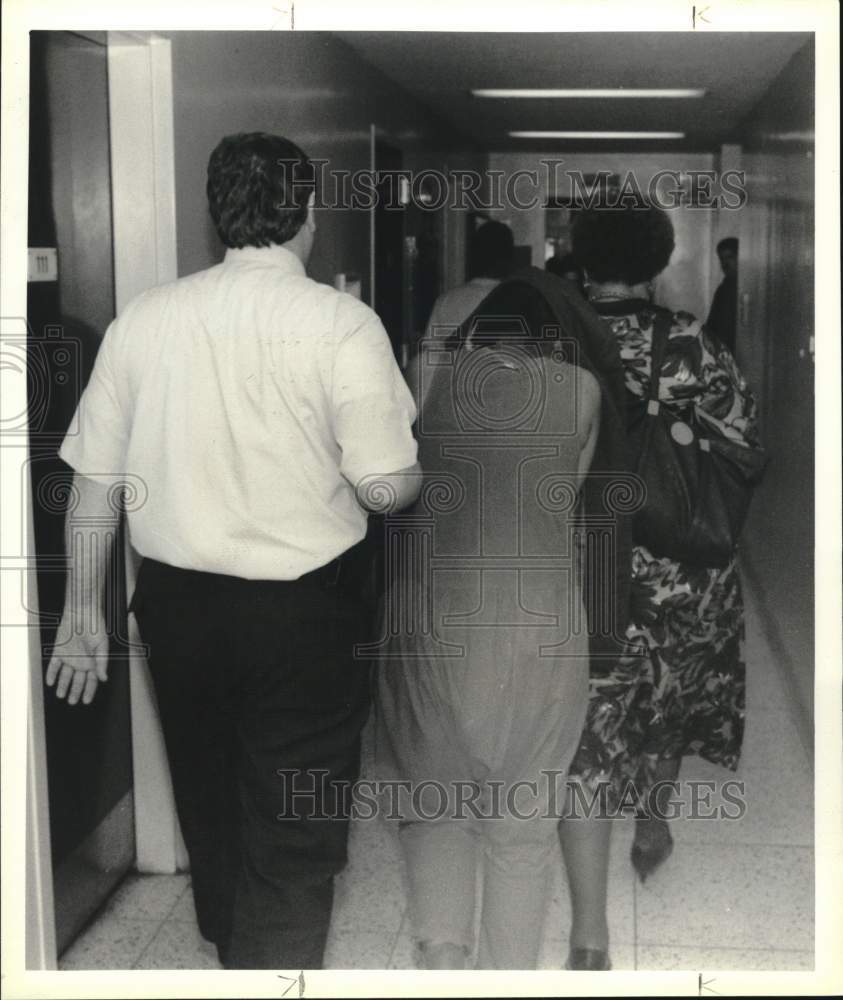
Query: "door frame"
106 31 187 878
24 30 183 971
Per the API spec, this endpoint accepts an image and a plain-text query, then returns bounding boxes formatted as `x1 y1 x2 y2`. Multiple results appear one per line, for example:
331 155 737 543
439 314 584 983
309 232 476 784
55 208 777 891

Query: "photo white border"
2 1 840 997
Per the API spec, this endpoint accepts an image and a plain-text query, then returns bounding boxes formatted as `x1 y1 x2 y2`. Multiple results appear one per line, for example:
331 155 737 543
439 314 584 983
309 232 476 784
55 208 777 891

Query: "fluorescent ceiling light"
509 131 686 140
473 88 706 99
762 130 815 142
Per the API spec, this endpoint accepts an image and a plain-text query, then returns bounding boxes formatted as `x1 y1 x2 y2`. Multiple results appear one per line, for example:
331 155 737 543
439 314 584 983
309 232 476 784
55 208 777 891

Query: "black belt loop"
315 535 370 590
323 554 343 589
128 559 147 615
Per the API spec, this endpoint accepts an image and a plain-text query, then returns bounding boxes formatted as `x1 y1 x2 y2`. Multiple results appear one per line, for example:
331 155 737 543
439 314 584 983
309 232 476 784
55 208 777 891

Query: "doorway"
372 136 405 360
28 30 135 956
371 133 443 366
26 30 181 969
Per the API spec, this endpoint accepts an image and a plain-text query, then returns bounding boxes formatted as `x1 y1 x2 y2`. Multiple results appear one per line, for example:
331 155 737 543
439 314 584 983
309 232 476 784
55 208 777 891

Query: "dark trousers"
131 549 372 969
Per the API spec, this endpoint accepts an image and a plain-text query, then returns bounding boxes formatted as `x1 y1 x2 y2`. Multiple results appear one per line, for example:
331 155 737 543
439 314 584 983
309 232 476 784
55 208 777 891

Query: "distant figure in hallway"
419 220 515 349
46 132 421 970
706 237 739 353
546 251 586 297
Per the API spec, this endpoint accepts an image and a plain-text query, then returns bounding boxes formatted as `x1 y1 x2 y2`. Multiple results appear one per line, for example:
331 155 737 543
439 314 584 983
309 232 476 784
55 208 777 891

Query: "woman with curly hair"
558 202 762 970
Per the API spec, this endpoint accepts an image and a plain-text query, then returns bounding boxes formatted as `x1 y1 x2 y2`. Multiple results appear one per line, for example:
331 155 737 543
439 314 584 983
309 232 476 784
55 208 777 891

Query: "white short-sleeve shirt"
59 245 418 580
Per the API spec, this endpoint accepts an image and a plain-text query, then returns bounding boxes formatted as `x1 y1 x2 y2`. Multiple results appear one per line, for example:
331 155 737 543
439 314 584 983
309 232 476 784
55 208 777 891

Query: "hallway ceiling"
335 32 811 152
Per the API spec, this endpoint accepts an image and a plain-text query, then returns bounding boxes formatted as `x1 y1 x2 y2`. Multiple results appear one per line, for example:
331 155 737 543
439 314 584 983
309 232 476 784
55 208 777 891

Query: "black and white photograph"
1 1 840 997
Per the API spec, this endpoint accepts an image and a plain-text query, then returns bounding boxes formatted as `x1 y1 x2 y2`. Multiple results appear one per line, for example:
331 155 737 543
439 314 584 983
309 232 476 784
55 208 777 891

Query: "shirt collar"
592 297 652 317
223 244 306 275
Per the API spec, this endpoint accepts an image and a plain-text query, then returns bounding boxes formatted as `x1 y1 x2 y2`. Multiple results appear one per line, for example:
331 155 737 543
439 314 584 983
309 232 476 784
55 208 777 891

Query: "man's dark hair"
572 204 675 285
206 132 316 249
716 237 739 255
470 221 515 279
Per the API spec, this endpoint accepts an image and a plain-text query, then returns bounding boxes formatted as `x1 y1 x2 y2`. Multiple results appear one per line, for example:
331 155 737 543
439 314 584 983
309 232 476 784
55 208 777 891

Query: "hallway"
9 18 831 992
59 575 813 972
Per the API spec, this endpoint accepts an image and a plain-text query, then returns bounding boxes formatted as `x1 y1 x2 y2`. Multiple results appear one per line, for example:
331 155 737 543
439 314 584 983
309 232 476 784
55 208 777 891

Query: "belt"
305 535 372 590
307 552 345 588
132 539 371 610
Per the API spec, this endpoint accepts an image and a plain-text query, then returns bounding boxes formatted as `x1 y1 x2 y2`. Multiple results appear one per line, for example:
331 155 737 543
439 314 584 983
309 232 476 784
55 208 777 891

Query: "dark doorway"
373 138 405 360
28 30 135 956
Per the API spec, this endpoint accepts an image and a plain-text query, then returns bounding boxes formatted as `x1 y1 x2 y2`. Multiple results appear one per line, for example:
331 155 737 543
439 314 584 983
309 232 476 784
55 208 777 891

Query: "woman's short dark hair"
206 133 316 249
572 204 675 285
545 253 581 279
469 221 515 279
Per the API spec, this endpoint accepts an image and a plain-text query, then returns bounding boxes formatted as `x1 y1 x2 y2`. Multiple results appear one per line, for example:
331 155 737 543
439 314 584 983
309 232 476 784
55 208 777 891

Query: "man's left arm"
49 312 133 704
45 473 119 705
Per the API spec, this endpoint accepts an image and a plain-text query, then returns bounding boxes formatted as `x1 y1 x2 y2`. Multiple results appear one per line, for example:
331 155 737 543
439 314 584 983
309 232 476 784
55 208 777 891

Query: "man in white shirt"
46 132 421 969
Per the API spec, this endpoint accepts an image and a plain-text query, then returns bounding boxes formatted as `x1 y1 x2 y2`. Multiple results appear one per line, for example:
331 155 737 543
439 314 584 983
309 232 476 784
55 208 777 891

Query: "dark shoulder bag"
628 312 767 568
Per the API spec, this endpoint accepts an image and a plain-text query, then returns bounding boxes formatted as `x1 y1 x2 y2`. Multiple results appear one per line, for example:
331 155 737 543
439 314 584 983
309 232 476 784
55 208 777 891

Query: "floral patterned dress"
567 298 761 808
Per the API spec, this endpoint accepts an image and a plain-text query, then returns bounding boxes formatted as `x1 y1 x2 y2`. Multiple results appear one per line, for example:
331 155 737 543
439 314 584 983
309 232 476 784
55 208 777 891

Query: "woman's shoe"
631 816 674 883
566 948 612 970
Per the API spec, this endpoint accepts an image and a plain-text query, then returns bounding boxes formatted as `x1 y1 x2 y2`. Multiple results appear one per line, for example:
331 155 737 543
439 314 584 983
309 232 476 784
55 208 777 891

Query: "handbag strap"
646 310 672 409
647 311 710 449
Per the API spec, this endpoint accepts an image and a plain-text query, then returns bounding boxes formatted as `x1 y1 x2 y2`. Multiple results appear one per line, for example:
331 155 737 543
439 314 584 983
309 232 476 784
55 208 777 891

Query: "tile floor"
59 580 814 972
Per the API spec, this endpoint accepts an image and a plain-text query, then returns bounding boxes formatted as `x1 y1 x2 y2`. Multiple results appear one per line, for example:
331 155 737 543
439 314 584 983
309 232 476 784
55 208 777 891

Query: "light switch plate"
26 247 59 281
28 247 58 282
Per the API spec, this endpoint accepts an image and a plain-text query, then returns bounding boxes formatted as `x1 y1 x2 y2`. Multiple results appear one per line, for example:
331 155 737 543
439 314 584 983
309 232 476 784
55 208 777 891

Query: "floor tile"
325 806 406 967
742 585 791 713
339 809 406 882
59 917 160 970
637 944 814 971
739 707 812 783
328 816 406 943
635 843 814 951
668 755 813 847
133 918 221 970
328 867 405 948
99 872 190 922
744 659 790 712
387 914 417 970
56 576 817 974
168 880 199 922
324 928 397 969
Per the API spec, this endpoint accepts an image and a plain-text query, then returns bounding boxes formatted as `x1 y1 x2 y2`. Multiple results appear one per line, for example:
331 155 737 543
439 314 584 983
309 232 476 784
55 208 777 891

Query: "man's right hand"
45 610 110 706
